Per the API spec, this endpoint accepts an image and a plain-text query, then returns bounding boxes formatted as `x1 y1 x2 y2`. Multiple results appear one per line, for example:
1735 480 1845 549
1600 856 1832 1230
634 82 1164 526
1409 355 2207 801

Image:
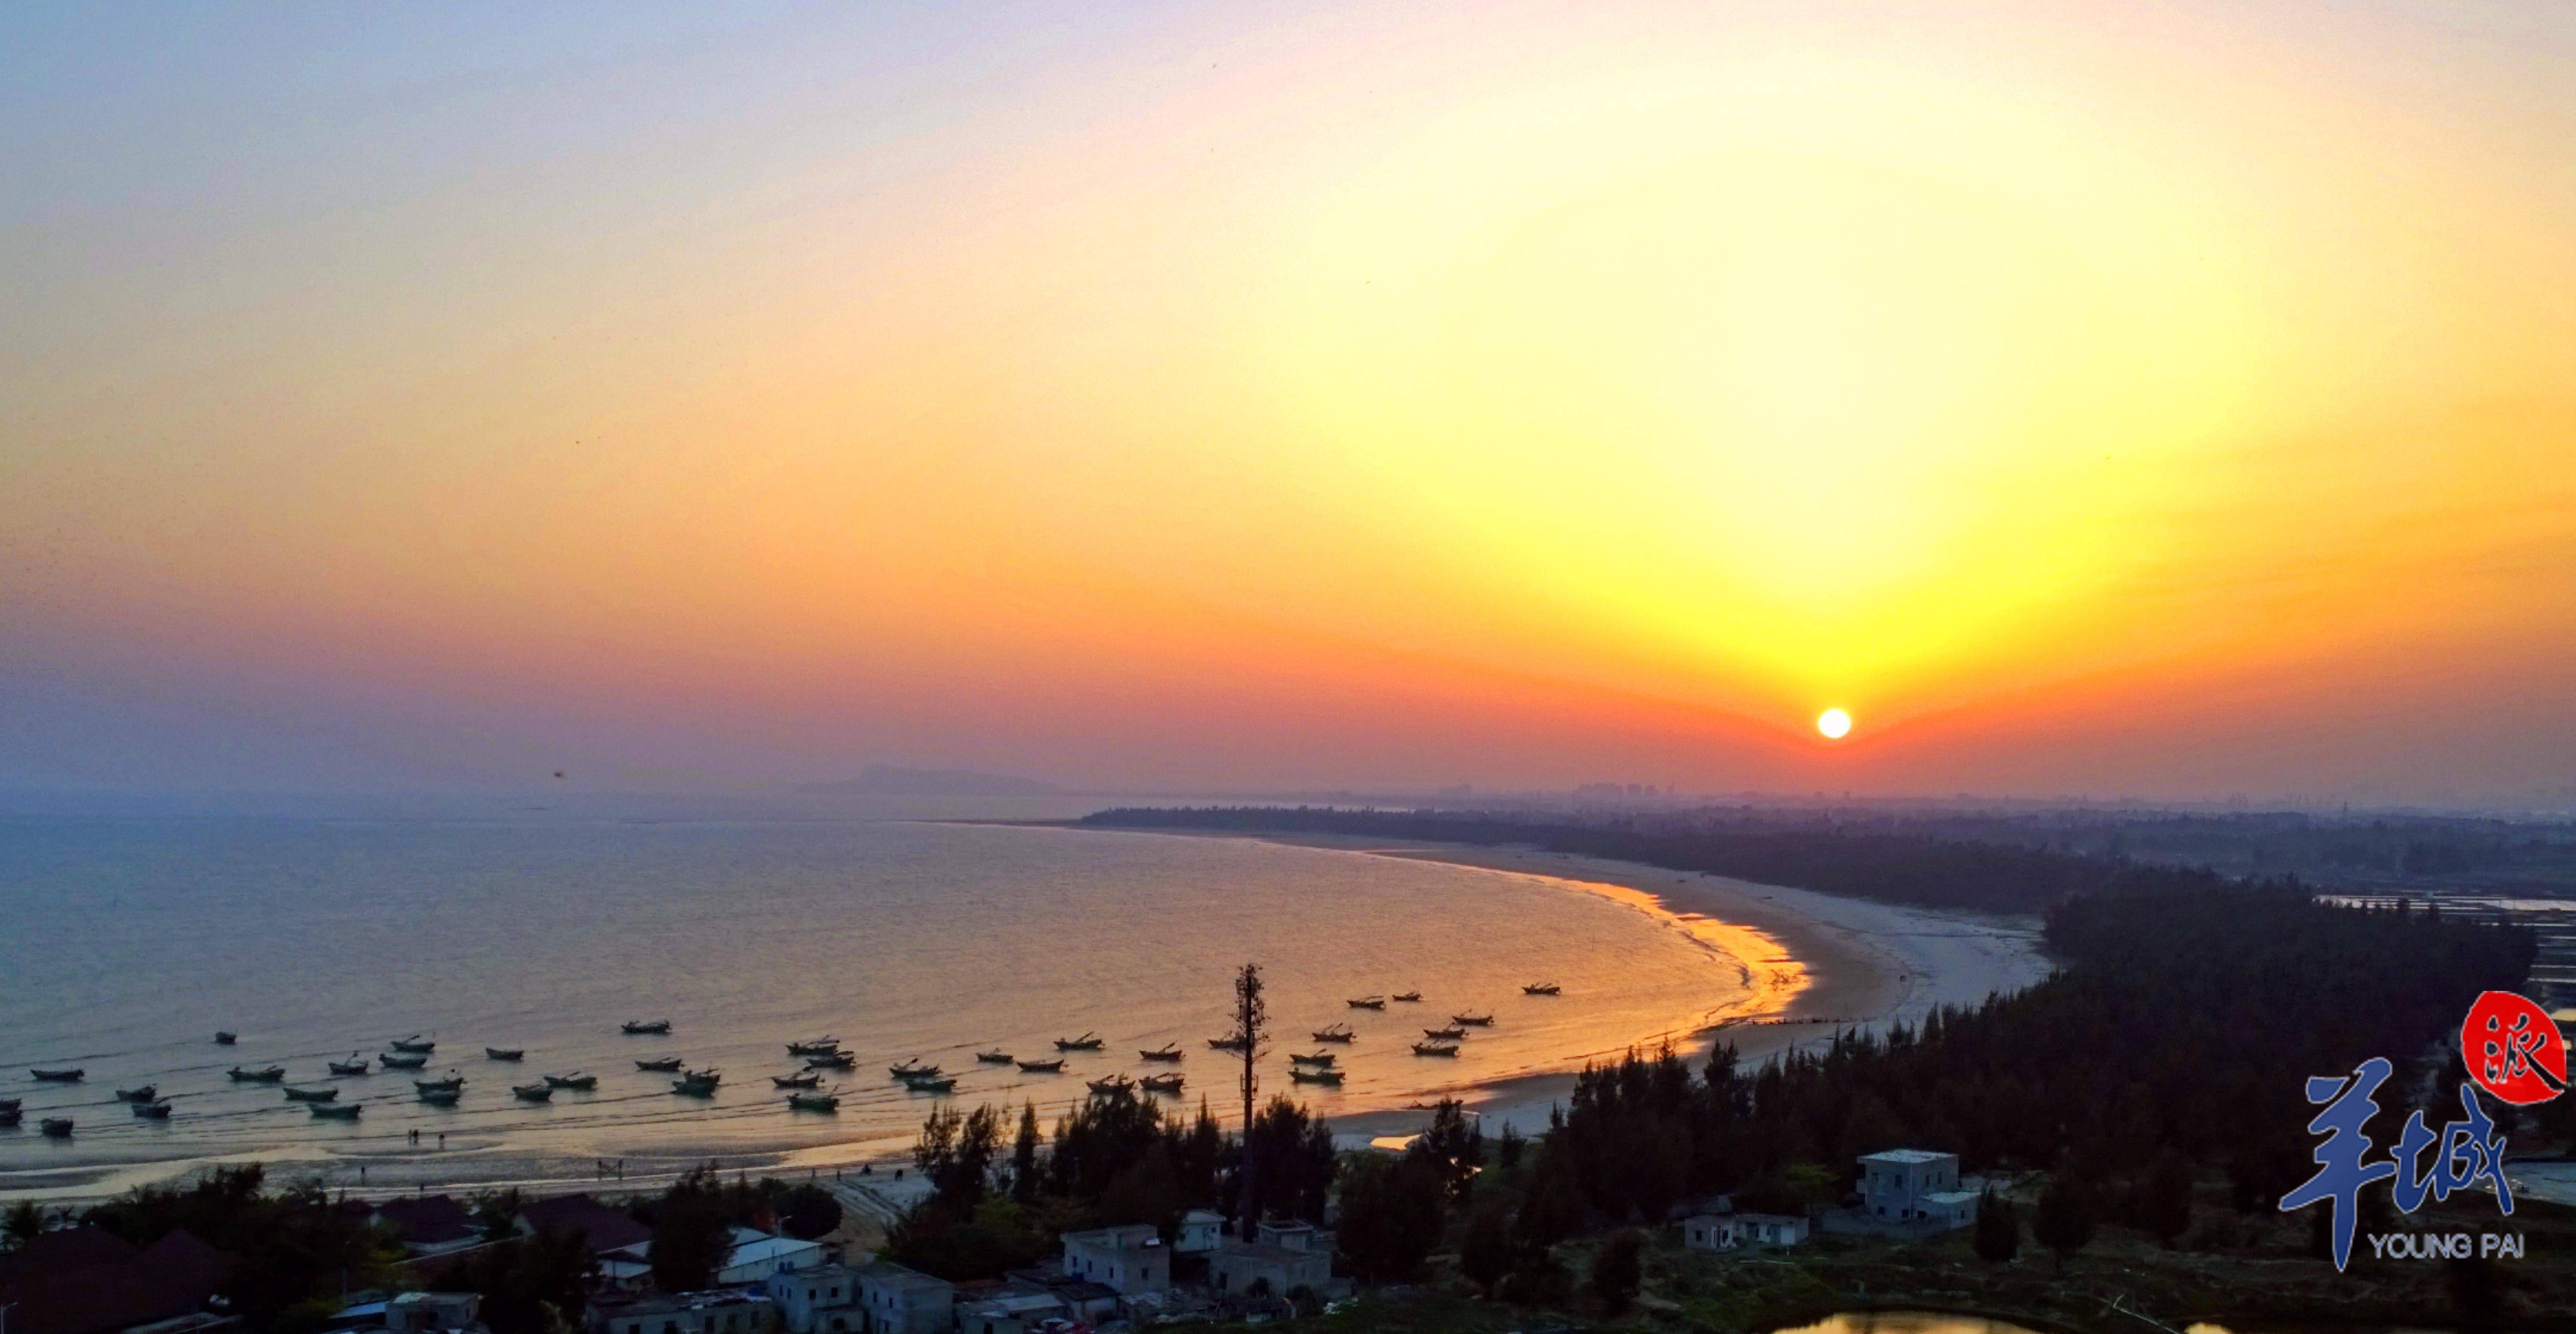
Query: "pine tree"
1973 1188 2019 1263
2032 1172 2095 1273
1587 1228 1643 1316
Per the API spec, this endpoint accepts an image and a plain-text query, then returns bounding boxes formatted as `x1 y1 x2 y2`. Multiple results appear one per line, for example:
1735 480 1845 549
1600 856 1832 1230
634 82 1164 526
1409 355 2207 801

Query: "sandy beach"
1143 832 2059 1146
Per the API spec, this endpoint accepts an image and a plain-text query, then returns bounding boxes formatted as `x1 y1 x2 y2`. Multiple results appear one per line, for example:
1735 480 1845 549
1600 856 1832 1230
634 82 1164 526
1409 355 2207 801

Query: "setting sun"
1818 709 1852 740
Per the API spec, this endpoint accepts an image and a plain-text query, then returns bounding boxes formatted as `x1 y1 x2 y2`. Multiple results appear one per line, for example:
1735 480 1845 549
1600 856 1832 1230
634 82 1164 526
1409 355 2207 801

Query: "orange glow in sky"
2 2 2572 801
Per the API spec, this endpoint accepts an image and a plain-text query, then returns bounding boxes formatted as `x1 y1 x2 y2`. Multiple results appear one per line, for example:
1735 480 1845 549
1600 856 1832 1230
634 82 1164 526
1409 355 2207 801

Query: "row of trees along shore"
7 810 2552 1330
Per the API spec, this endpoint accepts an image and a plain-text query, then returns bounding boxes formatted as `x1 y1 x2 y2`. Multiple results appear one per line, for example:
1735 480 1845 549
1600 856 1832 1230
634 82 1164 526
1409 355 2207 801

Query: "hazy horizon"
8 2 2574 805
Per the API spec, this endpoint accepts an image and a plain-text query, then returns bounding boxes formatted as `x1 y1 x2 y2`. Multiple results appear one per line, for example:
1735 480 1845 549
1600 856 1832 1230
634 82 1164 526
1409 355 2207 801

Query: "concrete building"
1252 1220 1328 1253
849 1263 952 1334
384 1293 484 1334
1207 1243 1331 1299
1856 1149 1978 1231
763 1265 861 1334
953 1290 1064 1334
588 1291 775 1334
1174 1210 1227 1255
1057 1224 1169 1296
1682 1213 1809 1251
715 1229 824 1285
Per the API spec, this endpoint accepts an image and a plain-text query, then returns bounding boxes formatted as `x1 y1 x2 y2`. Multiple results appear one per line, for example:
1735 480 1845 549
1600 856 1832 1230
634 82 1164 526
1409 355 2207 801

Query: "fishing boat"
1346 997 1386 1010
228 1065 286 1083
1053 1032 1103 1051
1288 1051 1337 1067
785 1037 842 1056
1522 983 1561 996
29 1068 83 1082
214 1031 238 1045
39 1118 73 1138
0 1098 17 1112
544 1072 597 1090
1310 1024 1355 1044
133 1101 174 1119
901 1075 956 1093
390 1036 436 1054
1015 1058 1065 1073
1390 991 1422 1002
635 1057 685 1072
1451 1012 1494 1026
889 1060 940 1079
328 1055 372 1076
309 1102 361 1120
1140 1072 1185 1094
512 1083 554 1102
415 1073 465 1094
115 1084 159 1103
417 1088 462 1107
787 1090 841 1112
672 1072 721 1097
1139 1044 1183 1062
378 1052 430 1070
486 1047 526 1061
283 1086 339 1103
1206 1035 1250 1052
621 1019 673 1035
1411 1041 1461 1057
771 1071 823 1089
804 1051 858 1070
975 1050 1014 1064
0 1108 18 1127
1085 1074 1133 1095
1288 1067 1344 1085
1423 1026 1466 1040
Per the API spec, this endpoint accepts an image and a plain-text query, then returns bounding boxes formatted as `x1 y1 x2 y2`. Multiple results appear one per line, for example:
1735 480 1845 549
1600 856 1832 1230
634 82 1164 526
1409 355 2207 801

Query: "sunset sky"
4 2 2573 803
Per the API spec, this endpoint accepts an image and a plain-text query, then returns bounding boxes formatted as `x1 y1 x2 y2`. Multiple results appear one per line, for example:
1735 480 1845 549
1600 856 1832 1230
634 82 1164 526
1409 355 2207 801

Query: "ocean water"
0 816 1750 1200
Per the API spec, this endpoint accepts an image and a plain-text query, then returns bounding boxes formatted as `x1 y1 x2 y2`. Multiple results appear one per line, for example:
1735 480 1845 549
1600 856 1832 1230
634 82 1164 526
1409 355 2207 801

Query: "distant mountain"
802 765 1057 797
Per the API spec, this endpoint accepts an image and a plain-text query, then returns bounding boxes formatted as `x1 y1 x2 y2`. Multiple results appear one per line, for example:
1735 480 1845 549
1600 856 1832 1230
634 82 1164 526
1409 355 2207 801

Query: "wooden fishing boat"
328 1055 372 1076
975 1050 1014 1064
39 1118 73 1138
1086 1074 1133 1095
417 1088 462 1107
283 1086 340 1103
901 1075 956 1093
214 1031 239 1045
228 1065 286 1083
1310 1024 1355 1043
0 1108 19 1127
115 1084 159 1103
1288 1051 1337 1067
309 1102 361 1120
378 1052 430 1070
1288 1067 1344 1085
1451 1012 1494 1026
1412 1041 1460 1057
390 1036 436 1054
771 1071 823 1089
1346 997 1386 1010
785 1037 842 1056
1140 1044 1183 1062
620 1019 672 1035
512 1083 554 1101
1521 983 1561 996
1206 1036 1250 1052
1139 1072 1185 1094
29 1068 83 1082
544 1072 597 1090
787 1090 841 1112
132 1101 174 1119
0 1098 17 1112
889 1060 940 1079
635 1057 685 1072
486 1047 526 1061
1423 1026 1466 1040
1053 1032 1104 1051
672 1073 721 1097
1390 991 1422 1002
805 1052 858 1071
414 1073 465 1093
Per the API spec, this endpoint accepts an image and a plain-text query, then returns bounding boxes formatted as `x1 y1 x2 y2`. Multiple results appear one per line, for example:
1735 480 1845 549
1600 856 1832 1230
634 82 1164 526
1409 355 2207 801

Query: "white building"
850 1262 953 1334
1682 1213 1809 1251
1175 1209 1227 1255
764 1263 862 1334
716 1227 825 1285
1208 1243 1331 1299
589 1290 776 1334
1857 1149 1979 1231
954 1290 1065 1334
1058 1223 1169 1295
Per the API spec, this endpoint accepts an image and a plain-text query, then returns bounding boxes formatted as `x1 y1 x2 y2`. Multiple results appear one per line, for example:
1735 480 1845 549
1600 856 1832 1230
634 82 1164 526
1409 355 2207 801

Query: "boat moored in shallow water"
1140 1072 1184 1094
486 1047 525 1061
1522 983 1561 996
1206 1035 1249 1052
414 1073 465 1093
214 1031 238 1045
786 1037 842 1056
309 1102 361 1120
40 1118 73 1137
635 1057 684 1072
621 1019 672 1035
545 1071 596 1090
329 1055 372 1075
1288 1067 1343 1085
115 1084 159 1103
976 1050 1014 1064
283 1086 339 1103
1412 1041 1460 1057
1451 1012 1494 1026
1423 1025 1466 1040
1140 1044 1182 1062
1310 1024 1354 1043
228 1065 285 1083
390 1036 436 1054
1053 1032 1103 1051
771 1071 823 1089
30 1068 83 1082
1288 1051 1337 1066
417 1088 461 1107
1346 996 1386 1010
133 1101 173 1119
787 1090 841 1112
1390 991 1421 1002
379 1052 429 1070
512 1083 554 1101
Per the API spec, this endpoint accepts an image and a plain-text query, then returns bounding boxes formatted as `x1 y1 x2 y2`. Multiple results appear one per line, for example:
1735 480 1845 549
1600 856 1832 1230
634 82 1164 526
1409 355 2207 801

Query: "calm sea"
0 813 1749 1200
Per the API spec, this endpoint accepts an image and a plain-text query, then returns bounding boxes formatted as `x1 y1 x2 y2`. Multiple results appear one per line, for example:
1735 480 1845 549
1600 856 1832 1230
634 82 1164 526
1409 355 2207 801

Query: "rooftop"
1857 1148 1955 1165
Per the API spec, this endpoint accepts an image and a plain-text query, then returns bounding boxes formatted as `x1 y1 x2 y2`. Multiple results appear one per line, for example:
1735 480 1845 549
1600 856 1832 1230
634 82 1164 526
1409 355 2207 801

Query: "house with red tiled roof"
515 1194 652 1256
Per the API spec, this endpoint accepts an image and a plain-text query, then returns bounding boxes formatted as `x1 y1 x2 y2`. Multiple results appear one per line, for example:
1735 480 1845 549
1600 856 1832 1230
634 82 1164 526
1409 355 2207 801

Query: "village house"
849 1262 953 1334
763 1264 861 1334
952 1289 1065 1334
383 1292 485 1334
1174 1210 1227 1255
1056 1224 1168 1296
587 1290 775 1334
1682 1212 1810 1251
1207 1242 1331 1300
714 1228 825 1285
1856 1149 1978 1231
340 1196 483 1257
